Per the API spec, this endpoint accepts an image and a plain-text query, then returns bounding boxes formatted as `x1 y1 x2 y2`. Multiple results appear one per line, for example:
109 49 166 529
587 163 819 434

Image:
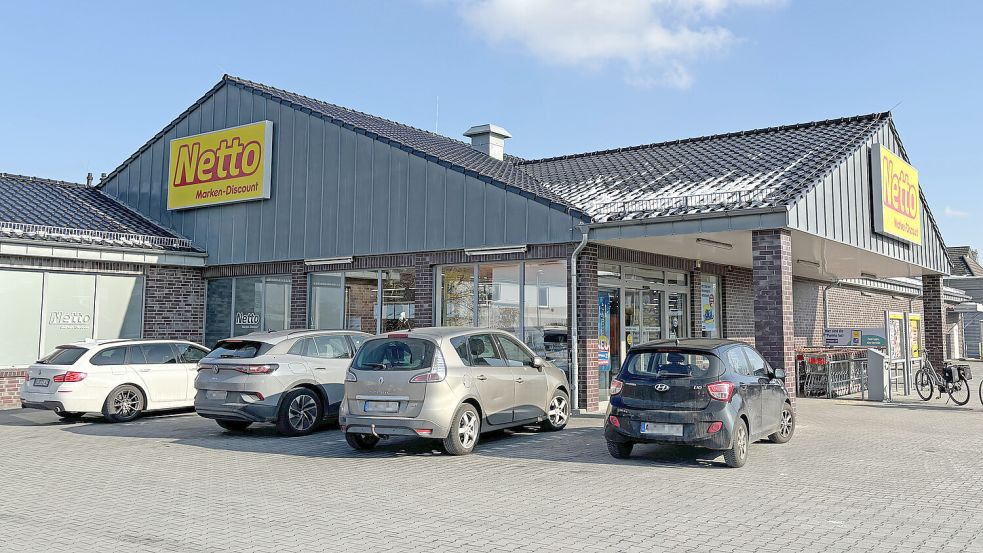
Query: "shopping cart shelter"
0 75 952 411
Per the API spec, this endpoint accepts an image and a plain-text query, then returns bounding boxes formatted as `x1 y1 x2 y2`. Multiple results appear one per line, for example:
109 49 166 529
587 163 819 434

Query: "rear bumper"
341 414 451 439
21 400 67 413
194 392 278 423
604 406 738 450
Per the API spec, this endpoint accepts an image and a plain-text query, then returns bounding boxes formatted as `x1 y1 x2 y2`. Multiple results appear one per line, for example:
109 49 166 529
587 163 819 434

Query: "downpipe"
569 225 590 412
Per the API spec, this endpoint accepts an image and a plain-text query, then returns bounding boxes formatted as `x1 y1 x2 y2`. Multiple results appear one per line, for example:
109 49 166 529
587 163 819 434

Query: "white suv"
20 339 209 422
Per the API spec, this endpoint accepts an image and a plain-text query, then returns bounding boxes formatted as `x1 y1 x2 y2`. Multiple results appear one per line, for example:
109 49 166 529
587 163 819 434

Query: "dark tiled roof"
517 113 891 221
0 173 198 252
947 246 983 277
224 76 580 214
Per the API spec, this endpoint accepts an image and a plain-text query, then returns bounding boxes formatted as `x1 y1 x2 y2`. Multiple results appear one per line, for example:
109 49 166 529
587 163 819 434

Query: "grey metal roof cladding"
97 75 585 219
0 173 198 251
517 113 892 221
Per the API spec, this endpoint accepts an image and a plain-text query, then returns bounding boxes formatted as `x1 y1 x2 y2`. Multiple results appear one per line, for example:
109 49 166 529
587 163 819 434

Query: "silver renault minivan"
340 327 571 455
195 329 370 436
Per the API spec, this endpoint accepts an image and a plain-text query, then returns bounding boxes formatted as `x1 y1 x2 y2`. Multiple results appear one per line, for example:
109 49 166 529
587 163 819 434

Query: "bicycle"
914 359 971 406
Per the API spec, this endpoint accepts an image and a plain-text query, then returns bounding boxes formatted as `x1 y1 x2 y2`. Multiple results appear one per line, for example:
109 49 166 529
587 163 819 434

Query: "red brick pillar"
414 253 435 328
574 244 599 411
752 229 796 400
922 274 946 369
289 262 308 329
142 265 205 343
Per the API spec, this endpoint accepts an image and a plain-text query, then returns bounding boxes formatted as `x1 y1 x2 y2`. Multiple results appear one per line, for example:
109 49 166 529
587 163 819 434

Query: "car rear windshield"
204 340 267 360
622 350 722 379
352 338 435 371
37 346 87 365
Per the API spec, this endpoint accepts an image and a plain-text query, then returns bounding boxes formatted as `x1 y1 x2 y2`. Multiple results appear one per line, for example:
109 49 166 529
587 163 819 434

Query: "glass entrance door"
625 288 662 349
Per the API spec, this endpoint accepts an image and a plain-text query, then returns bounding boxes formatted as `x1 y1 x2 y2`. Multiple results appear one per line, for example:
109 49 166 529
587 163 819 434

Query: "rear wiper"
361 363 388 370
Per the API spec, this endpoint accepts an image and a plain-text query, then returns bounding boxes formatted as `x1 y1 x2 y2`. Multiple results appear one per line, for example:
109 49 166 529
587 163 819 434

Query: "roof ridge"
0 172 87 188
518 112 892 166
224 74 478 150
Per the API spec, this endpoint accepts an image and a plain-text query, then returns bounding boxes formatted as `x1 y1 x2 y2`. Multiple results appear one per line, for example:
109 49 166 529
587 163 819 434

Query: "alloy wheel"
779 410 793 438
288 394 318 432
113 390 139 417
458 410 478 449
737 425 748 460
547 395 569 426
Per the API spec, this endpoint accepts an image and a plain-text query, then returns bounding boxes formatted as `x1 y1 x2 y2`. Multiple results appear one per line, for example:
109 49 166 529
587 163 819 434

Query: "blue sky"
2 0 981 246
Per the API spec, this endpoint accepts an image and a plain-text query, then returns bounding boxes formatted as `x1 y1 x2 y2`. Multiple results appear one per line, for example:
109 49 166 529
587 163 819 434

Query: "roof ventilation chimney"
86 172 93 186
464 124 512 161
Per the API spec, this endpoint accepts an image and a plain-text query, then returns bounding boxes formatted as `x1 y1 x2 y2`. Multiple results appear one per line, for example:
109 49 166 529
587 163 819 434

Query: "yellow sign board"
871 144 921 245
167 121 273 210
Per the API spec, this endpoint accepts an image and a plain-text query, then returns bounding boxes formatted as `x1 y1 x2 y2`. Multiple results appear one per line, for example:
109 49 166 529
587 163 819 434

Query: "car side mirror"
773 368 786 380
532 356 545 369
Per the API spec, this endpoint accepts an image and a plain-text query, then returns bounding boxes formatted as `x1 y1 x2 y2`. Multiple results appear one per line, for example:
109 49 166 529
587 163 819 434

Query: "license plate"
641 422 683 436
33 378 50 388
206 390 226 400
364 401 399 413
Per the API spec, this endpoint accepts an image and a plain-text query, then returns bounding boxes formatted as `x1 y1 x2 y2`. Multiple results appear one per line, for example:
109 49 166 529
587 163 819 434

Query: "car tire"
275 388 323 436
102 385 145 423
768 404 795 444
606 440 633 459
724 418 749 468
539 389 570 432
216 419 252 432
56 411 85 419
346 433 380 451
442 403 480 456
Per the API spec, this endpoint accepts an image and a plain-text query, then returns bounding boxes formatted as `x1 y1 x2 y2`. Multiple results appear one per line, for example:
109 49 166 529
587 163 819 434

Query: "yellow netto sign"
871 143 921 245
167 121 273 210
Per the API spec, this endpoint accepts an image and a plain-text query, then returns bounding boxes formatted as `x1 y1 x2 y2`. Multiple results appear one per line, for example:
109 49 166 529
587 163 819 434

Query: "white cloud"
456 0 785 89
945 206 970 219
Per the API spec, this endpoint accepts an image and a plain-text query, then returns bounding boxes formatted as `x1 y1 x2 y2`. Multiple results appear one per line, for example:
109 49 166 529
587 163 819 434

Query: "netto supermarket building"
0 75 958 411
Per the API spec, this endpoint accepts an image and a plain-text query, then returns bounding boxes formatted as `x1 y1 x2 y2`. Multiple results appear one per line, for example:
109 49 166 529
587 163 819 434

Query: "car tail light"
388 333 409 338
345 370 358 382
608 415 621 428
232 364 278 374
414 428 433 436
706 381 736 402
707 421 723 434
52 371 87 383
410 350 447 383
609 378 624 396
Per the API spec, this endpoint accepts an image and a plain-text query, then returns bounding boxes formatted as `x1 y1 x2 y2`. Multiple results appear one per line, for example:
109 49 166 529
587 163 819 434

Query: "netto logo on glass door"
235 312 260 327
48 311 93 330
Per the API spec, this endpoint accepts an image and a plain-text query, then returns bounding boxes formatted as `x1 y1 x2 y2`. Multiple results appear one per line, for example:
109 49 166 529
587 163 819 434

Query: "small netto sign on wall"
167 121 273 210
871 143 921 245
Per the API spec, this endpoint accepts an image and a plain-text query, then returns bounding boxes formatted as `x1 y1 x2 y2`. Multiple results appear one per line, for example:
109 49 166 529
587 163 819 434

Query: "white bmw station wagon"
20 339 209 422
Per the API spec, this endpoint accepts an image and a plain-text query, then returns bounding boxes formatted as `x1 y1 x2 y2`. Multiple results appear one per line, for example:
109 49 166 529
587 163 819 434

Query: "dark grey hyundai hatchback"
604 339 794 468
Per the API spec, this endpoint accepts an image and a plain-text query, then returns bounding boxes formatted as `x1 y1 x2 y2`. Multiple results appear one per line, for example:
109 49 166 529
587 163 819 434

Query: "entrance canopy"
521 112 950 279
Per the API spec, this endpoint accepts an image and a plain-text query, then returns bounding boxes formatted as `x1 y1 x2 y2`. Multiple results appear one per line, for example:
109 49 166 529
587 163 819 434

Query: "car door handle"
515 377 525 384
314 367 327 371
139 368 152 372
476 374 488 381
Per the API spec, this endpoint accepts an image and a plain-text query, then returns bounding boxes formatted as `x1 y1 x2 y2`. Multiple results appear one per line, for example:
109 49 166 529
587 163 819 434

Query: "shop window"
435 260 570 374
381 269 416 332
95 275 143 341
0 270 43 366
598 263 622 279
309 273 345 330
205 275 292 346
40 272 96 356
438 265 476 327
478 263 520 333
524 260 569 372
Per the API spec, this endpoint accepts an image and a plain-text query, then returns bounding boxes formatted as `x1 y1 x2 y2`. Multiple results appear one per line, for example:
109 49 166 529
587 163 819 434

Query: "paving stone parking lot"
1 397 982 553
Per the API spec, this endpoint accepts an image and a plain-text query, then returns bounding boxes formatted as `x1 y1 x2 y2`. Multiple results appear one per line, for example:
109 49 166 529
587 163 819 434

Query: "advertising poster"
597 292 610 369
908 314 922 358
824 327 888 347
701 282 717 333
887 312 905 360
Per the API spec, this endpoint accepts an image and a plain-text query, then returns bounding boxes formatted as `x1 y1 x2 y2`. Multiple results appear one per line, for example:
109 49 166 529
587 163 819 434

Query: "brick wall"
143 265 206 343
752 229 795 400
290 262 308 329
0 369 27 409
723 267 755 345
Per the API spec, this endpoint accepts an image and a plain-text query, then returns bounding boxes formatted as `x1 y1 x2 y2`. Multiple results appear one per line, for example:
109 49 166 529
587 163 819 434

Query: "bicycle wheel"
979 379 983 408
948 378 971 406
914 369 933 401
